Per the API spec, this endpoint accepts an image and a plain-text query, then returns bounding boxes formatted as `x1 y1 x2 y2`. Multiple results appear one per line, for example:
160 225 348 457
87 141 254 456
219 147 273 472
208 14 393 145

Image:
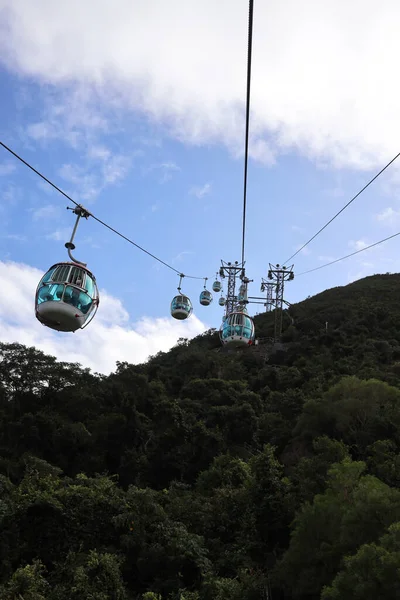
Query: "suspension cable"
241 0 254 265
0 141 206 280
284 151 400 265
296 230 400 276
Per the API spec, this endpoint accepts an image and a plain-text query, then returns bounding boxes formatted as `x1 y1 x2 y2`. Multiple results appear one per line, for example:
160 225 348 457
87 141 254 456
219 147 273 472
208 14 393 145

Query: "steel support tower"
219 260 245 317
260 280 276 312
266 264 294 341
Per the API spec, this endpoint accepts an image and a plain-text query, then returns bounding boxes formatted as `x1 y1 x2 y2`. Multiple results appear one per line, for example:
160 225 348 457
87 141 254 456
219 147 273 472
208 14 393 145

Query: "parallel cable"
297 230 400 276
89 213 203 278
0 141 205 280
241 0 254 265
284 151 400 265
0 141 79 208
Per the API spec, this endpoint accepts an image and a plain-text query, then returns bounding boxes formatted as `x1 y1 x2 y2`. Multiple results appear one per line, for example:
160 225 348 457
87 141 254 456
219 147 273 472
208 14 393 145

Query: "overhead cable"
296 230 400 276
241 0 254 265
0 141 205 280
284 151 400 264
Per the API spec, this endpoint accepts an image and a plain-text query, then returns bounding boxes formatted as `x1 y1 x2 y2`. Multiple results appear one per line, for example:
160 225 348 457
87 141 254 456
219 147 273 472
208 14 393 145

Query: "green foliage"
2 274 400 598
0 559 50 599
322 522 400 599
289 435 350 503
275 457 400 597
294 376 400 469
52 550 128 599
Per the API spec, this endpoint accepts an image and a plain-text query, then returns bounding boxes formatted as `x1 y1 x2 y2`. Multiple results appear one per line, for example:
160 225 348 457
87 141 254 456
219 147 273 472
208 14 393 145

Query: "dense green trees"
322 522 400 599
2 274 400 597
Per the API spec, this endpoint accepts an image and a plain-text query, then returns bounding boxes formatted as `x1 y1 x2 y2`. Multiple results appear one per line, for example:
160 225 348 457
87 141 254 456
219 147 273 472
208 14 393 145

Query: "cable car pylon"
260 280 276 312
266 264 294 341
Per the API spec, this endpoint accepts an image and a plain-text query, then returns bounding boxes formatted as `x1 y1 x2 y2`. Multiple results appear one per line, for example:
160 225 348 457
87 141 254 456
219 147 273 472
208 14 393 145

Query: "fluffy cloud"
1 0 400 169
0 162 16 176
376 207 400 227
349 239 369 252
0 260 208 375
31 204 61 221
58 155 131 202
189 183 211 199
295 244 311 257
345 235 400 281
142 161 181 184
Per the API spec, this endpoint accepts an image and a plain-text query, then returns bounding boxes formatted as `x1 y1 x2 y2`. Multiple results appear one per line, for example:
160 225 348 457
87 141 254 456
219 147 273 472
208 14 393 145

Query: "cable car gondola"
199 278 213 306
171 274 193 320
219 310 255 347
219 296 226 306
35 206 99 333
36 262 99 332
218 272 255 347
212 272 222 293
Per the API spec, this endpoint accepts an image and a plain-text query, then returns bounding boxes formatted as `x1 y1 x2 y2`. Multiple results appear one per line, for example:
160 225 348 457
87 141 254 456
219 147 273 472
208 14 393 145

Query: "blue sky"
0 0 400 373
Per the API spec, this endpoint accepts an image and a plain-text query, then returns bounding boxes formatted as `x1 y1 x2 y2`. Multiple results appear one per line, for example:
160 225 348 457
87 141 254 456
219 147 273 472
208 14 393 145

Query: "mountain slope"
1 274 400 599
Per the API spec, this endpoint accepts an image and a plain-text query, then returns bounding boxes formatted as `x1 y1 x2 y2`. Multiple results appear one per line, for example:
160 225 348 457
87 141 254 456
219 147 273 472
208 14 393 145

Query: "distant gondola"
199 278 213 306
171 274 193 320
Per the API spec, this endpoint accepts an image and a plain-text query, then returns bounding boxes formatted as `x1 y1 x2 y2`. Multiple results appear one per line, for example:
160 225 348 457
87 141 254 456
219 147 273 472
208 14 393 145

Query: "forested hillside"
1 273 400 599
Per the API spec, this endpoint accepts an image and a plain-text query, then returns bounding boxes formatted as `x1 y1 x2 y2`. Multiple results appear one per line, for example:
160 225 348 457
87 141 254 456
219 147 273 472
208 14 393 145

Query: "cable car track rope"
1 3 256 283
0 141 206 280
296 229 400 276
241 0 254 266
283 151 400 265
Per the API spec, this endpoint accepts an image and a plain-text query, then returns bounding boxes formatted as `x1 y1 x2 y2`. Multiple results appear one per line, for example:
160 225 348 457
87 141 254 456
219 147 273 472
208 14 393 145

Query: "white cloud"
323 185 345 199
320 173 345 199
343 237 392 281
37 180 55 195
87 145 111 161
26 121 58 142
0 260 208 374
172 250 195 264
0 183 20 207
31 204 60 220
360 261 374 268
377 165 400 198
294 244 311 257
142 161 180 183
58 153 131 201
318 255 336 262
19 89 134 202
58 164 99 201
24 87 109 149
345 254 388 283
346 259 383 283
1 0 400 169
376 207 400 226
347 269 369 284
45 228 72 242
86 145 137 183
102 155 131 184
189 183 211 199
348 239 369 251
0 162 16 176
343 233 400 281
1 233 26 242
